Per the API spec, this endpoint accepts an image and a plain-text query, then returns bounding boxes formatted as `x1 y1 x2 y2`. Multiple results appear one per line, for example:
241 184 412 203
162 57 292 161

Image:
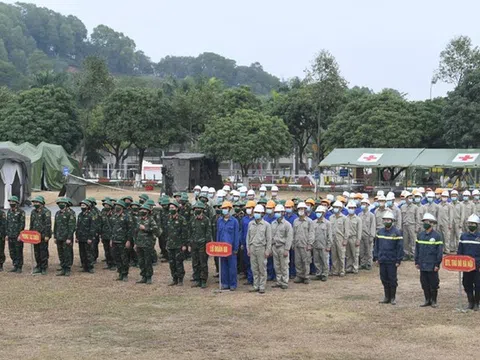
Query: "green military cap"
101 196 111 202
110 198 117 203
8 195 19 203
181 193 189 201
56 197 68 204
120 196 133 202
130 201 141 208
239 200 246 207
32 195 45 204
80 199 91 206
193 201 205 209
233 201 242 207
64 197 73 206
173 192 181 198
145 199 156 207
160 197 170 205
103 200 113 207
139 193 150 201
116 199 127 208
315 198 322 205
257 197 268 205
213 200 223 208
199 193 209 199
169 200 180 208
140 204 151 211
86 197 97 205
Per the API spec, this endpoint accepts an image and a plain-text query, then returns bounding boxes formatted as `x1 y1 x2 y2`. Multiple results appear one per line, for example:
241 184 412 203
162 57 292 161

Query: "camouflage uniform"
30 204 52 273
127 204 139 267
110 205 134 280
53 202 76 274
165 212 189 284
0 210 6 270
100 206 115 269
76 206 96 272
88 201 101 261
154 202 170 261
190 213 212 286
135 209 159 281
65 199 76 263
6 205 25 271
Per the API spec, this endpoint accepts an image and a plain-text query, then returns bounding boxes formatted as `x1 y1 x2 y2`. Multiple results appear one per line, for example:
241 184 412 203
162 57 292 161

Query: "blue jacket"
324 211 333 220
354 207 363 216
341 208 349 216
414 230 443 271
285 213 298 226
458 232 480 269
263 214 276 224
241 216 254 247
373 226 403 264
308 212 317 221
421 198 428 205
216 216 240 253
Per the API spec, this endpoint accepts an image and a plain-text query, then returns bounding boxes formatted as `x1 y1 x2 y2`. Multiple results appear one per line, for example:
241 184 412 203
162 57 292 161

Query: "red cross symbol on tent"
459 155 474 162
363 155 377 161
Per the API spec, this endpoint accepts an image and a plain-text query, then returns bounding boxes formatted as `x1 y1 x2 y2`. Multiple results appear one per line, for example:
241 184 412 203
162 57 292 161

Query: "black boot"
430 290 438 308
379 286 391 304
390 287 397 305
466 292 475 310
420 289 431 307
474 291 480 311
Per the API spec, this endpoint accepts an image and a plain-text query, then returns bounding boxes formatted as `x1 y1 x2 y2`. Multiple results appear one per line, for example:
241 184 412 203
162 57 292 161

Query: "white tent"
0 148 31 208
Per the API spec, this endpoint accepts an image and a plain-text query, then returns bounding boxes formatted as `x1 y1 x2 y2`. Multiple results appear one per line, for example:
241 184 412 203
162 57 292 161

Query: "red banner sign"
443 255 476 272
19 230 41 244
206 242 232 257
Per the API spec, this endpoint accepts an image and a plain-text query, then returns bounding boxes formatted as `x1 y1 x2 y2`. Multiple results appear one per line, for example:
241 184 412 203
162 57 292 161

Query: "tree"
28 49 53 74
324 90 421 150
443 69 480 148
0 85 81 152
199 109 292 177
0 39 7 62
434 35 480 86
218 86 262 117
412 98 447 148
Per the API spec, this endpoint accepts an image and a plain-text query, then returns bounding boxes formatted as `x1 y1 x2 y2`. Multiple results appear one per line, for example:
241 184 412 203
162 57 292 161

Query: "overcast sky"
5 0 479 100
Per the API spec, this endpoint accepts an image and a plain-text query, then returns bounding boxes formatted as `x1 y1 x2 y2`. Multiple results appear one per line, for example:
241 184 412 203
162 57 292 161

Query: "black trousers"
34 241 48 270
462 270 480 294
8 239 23 269
379 263 398 288
420 270 439 291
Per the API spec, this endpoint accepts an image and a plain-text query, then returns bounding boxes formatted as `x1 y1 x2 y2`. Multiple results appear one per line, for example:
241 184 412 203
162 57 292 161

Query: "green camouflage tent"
0 141 80 190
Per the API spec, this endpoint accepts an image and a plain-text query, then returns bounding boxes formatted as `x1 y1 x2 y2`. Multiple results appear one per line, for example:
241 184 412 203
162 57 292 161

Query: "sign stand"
457 272 466 313
31 244 35 275
443 254 476 312
19 230 42 275
206 242 233 293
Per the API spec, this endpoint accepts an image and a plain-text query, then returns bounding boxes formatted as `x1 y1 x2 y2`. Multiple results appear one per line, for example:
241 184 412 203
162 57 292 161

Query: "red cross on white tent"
357 153 383 163
452 153 479 163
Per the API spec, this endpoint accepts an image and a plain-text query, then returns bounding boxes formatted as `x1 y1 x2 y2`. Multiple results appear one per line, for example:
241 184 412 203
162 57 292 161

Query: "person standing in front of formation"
415 213 443 308
292 202 314 284
344 201 362 274
53 198 76 276
312 205 331 281
374 211 403 305
135 204 158 284
450 190 464 253
217 201 240 291
330 201 346 277
165 200 189 286
271 204 292 289
110 200 134 282
189 202 212 289
30 196 51 275
359 198 376 270
76 199 96 274
401 192 419 261
6 196 25 273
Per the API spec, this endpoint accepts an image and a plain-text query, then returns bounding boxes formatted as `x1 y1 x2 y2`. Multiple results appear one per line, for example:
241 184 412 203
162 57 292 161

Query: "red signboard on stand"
206 242 232 257
443 255 476 272
19 230 41 244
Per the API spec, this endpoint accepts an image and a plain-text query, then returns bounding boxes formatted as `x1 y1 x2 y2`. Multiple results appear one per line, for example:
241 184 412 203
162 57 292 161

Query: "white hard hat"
316 205 327 213
418 187 425 193
441 190 449 197
467 214 480 224
350 192 356 199
378 195 386 201
422 213 437 222
222 185 231 192
386 192 395 200
347 201 356 208
232 190 240 196
451 189 459 195
426 191 435 198
201 186 209 192
362 193 369 199
259 185 267 191
194 185 201 191
404 191 412 198
274 204 285 212
376 190 385 197
463 190 471 196
239 186 248 193
361 198 370 205
271 185 279 192
326 194 335 202
332 201 343 208
343 191 350 198
254 205 265 213
473 190 480 196
217 190 226 197
208 187 216 194
382 211 395 220
247 189 255 196
400 190 407 197
297 202 307 209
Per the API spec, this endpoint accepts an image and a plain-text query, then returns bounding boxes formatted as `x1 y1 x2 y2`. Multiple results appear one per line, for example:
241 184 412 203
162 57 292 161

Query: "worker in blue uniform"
264 200 277 281
415 213 443 308
374 211 403 305
458 214 480 311
241 200 256 286
284 199 298 279
216 201 239 291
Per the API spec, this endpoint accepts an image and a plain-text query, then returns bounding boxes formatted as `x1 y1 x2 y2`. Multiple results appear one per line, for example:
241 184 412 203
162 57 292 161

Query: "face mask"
427 198 433 203
386 201 393 207
240 192 246 198
384 221 392 228
274 213 281 219
451 197 458 202
361 205 367 210
139 200 145 205
348 209 355 215
199 198 207 204
193 209 201 216
115 206 123 213
435 195 441 199
475 196 480 201
407 198 413 204
266 209 273 215
215 209 221 215
298 210 305 216
58 203 66 209
373 202 379 208
233 196 239 202
464 196 470 201
81 206 87 212
414 197 421 203
222 209 229 216
208 193 214 199
260 192 266 197
285 208 293 214
169 209 177 215
104 206 111 211
254 213 262 220
140 211 148 216
423 223 432 230
356 200 361 206
271 192 278 197
9 203 16 208
34 204 41 209
246 208 253 215
333 208 339 214
468 225 478 232
442 197 448 202
234 208 241 214
306 205 311 212
194 191 200 197
316 212 323 219
217 197 224 203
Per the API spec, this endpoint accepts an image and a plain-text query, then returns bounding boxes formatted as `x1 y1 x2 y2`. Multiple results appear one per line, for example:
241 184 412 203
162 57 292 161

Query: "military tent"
0 147 31 208
0 141 80 190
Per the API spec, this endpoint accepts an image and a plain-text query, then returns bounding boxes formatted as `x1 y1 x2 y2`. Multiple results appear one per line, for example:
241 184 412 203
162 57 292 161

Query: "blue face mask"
464 196 470 201
361 205 367 210
427 198 433 203
451 197 458 202
348 209 355 215
475 196 480 201
315 212 323 219
414 197 421 203
266 209 273 215
386 200 393 207
355 200 361 206
373 202 379 208
208 193 214 198
194 191 200 197
285 208 293 214
217 197 224 203
222 209 229 216
240 192 246 198
333 208 339 214
254 213 262 220
306 205 311 212
274 213 281 219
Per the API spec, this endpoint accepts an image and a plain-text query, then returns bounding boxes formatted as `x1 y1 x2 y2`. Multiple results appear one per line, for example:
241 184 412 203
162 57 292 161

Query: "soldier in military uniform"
76 199 96 273
100 199 115 270
144 199 160 265
53 198 76 276
30 196 52 275
139 194 149 205
128 201 140 267
65 198 76 264
155 196 170 262
190 202 212 288
109 200 134 282
165 200 188 286
0 204 6 272
87 197 101 262
6 196 25 273
135 204 159 284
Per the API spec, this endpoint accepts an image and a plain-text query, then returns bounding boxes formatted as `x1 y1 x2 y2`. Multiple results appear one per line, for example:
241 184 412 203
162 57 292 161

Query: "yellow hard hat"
285 200 295 208
266 200 276 209
245 200 256 208
305 198 315 206
435 188 443 194
221 201 233 209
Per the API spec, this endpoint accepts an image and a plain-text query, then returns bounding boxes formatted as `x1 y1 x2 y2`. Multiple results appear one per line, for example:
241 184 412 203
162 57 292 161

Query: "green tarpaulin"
320 148 425 168
0 141 80 190
410 149 480 168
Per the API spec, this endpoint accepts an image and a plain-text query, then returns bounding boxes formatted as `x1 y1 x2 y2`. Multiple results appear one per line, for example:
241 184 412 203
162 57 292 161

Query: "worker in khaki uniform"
386 192 402 230
312 205 332 281
375 195 389 231
450 190 464 253
330 200 346 277
359 198 376 270
292 202 315 284
419 192 439 230
271 204 293 289
246 205 272 294
344 201 362 274
462 190 476 232
472 190 480 215
401 191 419 260
437 190 453 254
